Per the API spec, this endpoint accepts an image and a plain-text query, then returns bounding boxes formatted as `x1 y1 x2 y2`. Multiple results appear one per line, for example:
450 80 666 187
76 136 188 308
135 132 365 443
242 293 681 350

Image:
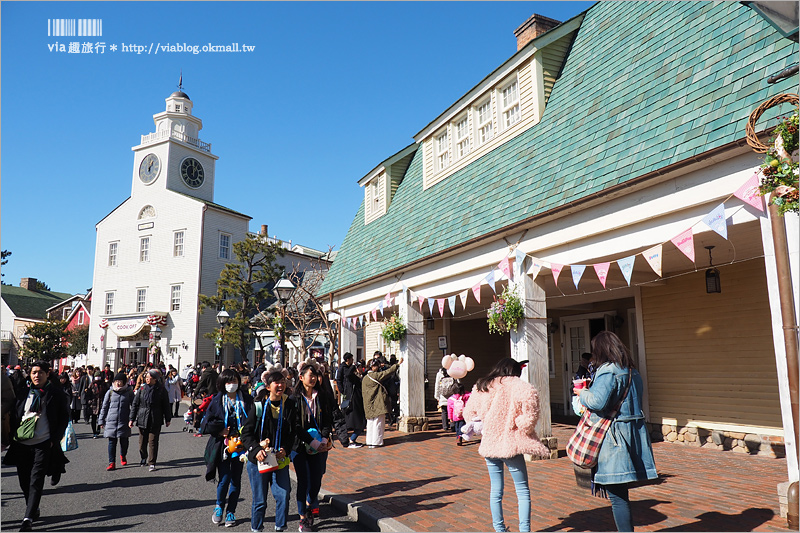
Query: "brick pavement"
318 419 792 532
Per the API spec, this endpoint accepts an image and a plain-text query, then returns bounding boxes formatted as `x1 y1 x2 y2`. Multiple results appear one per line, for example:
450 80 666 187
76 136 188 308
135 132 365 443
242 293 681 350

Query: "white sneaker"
347 443 363 449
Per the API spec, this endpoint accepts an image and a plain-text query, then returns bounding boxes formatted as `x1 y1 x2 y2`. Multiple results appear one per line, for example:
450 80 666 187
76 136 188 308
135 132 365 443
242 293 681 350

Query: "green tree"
35 280 51 291
21 320 68 363
65 324 89 356
1 250 10 282
199 233 285 363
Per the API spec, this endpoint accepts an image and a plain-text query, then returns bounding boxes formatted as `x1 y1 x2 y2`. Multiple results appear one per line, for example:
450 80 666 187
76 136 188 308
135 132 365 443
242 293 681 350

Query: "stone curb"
287 467 411 532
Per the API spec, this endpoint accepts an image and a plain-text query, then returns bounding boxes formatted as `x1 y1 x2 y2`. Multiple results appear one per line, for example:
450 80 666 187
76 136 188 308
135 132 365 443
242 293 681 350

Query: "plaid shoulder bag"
566 368 632 469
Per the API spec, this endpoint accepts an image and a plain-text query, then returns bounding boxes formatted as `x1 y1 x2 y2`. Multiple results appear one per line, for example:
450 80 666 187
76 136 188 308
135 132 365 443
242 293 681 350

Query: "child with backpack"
447 384 471 446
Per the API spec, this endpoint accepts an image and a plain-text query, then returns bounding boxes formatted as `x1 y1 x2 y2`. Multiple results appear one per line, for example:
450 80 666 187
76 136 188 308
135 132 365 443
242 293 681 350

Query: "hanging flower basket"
487 284 525 335
747 93 799 216
381 313 406 343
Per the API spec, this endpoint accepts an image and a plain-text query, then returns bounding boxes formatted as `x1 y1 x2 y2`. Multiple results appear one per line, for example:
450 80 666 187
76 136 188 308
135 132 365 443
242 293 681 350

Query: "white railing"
140 130 212 152
264 236 291 250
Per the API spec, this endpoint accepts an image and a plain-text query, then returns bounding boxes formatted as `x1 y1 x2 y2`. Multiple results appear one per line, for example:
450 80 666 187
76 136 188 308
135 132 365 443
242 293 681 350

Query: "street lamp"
273 275 296 367
216 309 230 368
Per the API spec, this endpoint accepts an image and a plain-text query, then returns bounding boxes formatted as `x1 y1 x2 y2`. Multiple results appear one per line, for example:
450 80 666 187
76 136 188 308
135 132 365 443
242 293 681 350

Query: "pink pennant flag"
550 263 564 286
498 257 511 279
385 293 393 307
371 309 377 321
593 262 611 288
418 295 425 309
528 258 545 281
643 244 663 277
671 228 695 263
436 298 445 317
472 284 481 304
734 173 765 212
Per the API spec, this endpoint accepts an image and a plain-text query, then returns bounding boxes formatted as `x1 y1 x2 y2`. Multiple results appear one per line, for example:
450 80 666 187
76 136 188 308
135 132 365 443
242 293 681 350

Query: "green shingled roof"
321 1 799 296
2 286 74 320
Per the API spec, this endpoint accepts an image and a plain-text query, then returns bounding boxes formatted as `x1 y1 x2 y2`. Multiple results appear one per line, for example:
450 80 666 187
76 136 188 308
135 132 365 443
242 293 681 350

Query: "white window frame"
105 292 115 315
108 242 118 267
500 77 520 130
219 233 231 260
435 129 450 172
475 98 494 146
173 230 185 257
372 180 381 208
136 288 147 313
171 284 182 311
78 310 85 325
140 236 150 263
62 308 71 320
454 115 471 159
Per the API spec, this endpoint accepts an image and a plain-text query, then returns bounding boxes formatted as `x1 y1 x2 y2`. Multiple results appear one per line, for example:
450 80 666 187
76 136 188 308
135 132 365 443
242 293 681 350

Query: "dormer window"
364 171 387 224
455 116 471 159
475 99 494 146
500 78 520 129
436 130 450 171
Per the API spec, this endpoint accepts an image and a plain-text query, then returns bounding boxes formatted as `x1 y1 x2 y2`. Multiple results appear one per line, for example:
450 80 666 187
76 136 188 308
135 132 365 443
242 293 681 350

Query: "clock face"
181 157 205 188
138 153 161 184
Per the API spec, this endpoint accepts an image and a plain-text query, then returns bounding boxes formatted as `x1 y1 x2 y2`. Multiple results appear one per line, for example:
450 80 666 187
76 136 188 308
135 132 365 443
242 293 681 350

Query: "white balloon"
448 363 467 379
458 354 466 361
465 357 475 371
442 356 453 369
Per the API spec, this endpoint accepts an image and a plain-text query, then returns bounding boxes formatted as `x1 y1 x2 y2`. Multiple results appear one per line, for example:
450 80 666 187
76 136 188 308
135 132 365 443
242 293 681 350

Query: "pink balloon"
465 357 475 372
448 362 467 379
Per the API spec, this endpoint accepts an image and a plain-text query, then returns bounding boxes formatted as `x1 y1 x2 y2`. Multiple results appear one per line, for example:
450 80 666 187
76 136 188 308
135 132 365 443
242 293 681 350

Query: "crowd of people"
1 331 656 533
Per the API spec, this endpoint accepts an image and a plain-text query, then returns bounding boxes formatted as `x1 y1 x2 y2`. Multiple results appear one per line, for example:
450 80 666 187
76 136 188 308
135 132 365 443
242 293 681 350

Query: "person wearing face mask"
98 372 135 471
201 369 254 528
129 369 171 472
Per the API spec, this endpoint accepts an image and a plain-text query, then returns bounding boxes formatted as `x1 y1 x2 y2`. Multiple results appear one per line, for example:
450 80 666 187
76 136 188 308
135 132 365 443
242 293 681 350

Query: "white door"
562 319 591 414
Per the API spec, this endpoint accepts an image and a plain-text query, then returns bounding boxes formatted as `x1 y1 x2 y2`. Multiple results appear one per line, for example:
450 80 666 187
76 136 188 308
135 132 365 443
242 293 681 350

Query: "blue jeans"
293 451 327 516
107 437 129 464
453 420 465 439
217 456 244 513
246 461 290 531
606 483 632 531
485 455 531 532
349 429 361 443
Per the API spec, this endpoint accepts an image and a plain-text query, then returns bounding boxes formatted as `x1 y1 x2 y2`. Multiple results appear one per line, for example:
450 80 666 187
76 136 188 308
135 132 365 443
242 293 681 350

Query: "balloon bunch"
441 353 475 379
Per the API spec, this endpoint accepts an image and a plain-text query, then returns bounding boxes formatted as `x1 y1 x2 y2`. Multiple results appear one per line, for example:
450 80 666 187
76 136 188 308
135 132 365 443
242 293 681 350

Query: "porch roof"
321 1 799 296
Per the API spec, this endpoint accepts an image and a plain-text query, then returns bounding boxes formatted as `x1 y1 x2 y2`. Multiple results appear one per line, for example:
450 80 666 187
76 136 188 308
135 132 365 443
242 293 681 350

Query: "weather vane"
178 70 184 91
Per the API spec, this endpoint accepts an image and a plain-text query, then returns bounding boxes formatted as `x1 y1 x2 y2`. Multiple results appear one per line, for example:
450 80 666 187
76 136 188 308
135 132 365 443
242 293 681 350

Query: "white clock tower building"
88 89 251 371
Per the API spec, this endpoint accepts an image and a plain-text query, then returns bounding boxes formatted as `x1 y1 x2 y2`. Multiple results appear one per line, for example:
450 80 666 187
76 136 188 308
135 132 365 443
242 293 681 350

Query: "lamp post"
216 309 230 368
273 275 296 368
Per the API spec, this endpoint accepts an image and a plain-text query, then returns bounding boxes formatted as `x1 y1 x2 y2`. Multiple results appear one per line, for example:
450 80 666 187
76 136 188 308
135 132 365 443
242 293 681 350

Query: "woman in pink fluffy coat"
462 358 549 532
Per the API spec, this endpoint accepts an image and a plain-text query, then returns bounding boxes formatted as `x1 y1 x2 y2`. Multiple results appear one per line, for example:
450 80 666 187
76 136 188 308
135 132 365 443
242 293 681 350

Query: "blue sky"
1 1 594 296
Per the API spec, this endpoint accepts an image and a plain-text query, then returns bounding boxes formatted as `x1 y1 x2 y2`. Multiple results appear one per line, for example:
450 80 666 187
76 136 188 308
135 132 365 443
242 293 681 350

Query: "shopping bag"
61 420 78 452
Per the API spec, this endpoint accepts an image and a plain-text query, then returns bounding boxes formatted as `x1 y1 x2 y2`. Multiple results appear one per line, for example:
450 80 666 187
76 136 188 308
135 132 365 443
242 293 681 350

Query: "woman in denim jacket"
574 331 657 531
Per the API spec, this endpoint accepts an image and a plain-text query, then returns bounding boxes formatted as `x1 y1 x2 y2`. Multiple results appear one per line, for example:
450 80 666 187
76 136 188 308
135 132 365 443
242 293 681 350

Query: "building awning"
103 312 168 337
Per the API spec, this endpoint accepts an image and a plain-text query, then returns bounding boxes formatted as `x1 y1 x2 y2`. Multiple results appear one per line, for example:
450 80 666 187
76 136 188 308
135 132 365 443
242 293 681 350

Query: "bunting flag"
571 265 586 289
734 173 765 212
472 284 481 304
428 298 435 313
671 228 695 263
498 257 511 280
618 255 636 286
551 263 564 286
447 295 457 314
484 270 496 293
436 298 445 317
372 309 377 321
459 290 469 309
702 203 728 239
363 314 368 326
385 293 393 307
418 295 425 309
594 262 611 288
643 245 663 277
378 300 385 312
515 248 526 280
528 257 545 280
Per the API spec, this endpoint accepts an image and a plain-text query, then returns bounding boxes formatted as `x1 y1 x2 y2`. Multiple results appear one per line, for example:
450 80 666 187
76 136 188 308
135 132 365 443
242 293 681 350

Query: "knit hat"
114 372 127 382
93 371 102 380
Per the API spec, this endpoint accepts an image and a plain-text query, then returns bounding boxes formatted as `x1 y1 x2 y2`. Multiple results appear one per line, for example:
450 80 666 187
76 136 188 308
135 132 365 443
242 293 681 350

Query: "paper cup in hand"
572 378 590 390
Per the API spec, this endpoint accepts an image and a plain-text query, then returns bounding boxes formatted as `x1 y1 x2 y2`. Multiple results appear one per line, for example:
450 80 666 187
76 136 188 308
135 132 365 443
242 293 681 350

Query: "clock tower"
131 89 219 202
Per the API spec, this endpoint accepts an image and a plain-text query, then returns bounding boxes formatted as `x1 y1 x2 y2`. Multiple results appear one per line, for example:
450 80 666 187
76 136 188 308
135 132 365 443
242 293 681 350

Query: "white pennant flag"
458 290 469 309
571 265 586 289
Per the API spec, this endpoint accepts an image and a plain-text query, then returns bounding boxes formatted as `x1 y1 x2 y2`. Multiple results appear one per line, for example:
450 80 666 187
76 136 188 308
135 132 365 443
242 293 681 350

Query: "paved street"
0 407 365 532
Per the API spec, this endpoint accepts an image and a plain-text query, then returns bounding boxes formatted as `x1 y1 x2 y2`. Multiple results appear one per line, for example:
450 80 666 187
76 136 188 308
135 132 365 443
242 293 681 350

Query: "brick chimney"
514 14 561 51
20 277 38 291
260 224 268 236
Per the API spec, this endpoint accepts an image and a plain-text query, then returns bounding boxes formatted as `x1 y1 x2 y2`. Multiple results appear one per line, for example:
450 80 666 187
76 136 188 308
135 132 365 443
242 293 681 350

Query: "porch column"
399 288 427 431
340 318 358 361
510 266 557 458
